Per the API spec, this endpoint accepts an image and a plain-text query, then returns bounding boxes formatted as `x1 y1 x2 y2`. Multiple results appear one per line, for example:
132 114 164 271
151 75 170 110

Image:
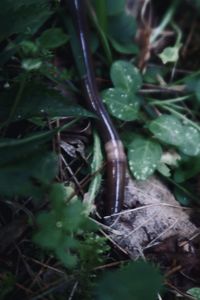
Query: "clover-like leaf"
149 115 184 146
110 60 142 92
178 125 200 156
128 136 162 180
102 88 140 121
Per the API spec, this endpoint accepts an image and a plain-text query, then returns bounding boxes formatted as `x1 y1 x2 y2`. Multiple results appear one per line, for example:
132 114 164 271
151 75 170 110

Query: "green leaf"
128 136 162 180
33 212 63 249
102 88 140 121
174 156 200 183
149 115 184 146
20 40 39 55
157 163 171 177
37 28 69 49
55 246 77 268
95 261 163 300
178 126 200 156
49 183 68 213
158 44 182 64
109 37 139 54
108 12 136 44
187 287 200 299
0 84 94 122
0 0 52 41
22 58 42 71
84 131 103 213
62 200 87 232
110 60 142 93
106 0 125 16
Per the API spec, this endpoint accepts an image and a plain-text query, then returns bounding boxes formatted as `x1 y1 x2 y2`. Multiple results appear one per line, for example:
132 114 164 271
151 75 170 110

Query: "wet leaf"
128 136 162 180
110 60 142 93
178 125 200 156
102 88 140 121
149 115 184 146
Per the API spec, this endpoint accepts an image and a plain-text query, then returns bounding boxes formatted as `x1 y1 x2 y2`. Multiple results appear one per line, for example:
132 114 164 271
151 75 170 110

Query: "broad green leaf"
158 44 182 64
106 0 125 16
187 287 200 299
95 261 163 300
120 132 141 148
92 0 107 33
149 115 184 146
178 126 200 156
37 28 69 49
102 88 140 121
111 60 142 92
128 137 162 180
0 84 94 122
108 12 136 44
0 0 52 41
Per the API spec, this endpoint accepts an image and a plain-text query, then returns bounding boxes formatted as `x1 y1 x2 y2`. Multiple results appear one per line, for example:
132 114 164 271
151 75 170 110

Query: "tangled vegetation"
1 0 200 299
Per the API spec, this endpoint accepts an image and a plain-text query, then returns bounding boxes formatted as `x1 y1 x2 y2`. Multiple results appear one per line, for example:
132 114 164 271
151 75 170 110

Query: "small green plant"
33 183 100 268
102 60 141 121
